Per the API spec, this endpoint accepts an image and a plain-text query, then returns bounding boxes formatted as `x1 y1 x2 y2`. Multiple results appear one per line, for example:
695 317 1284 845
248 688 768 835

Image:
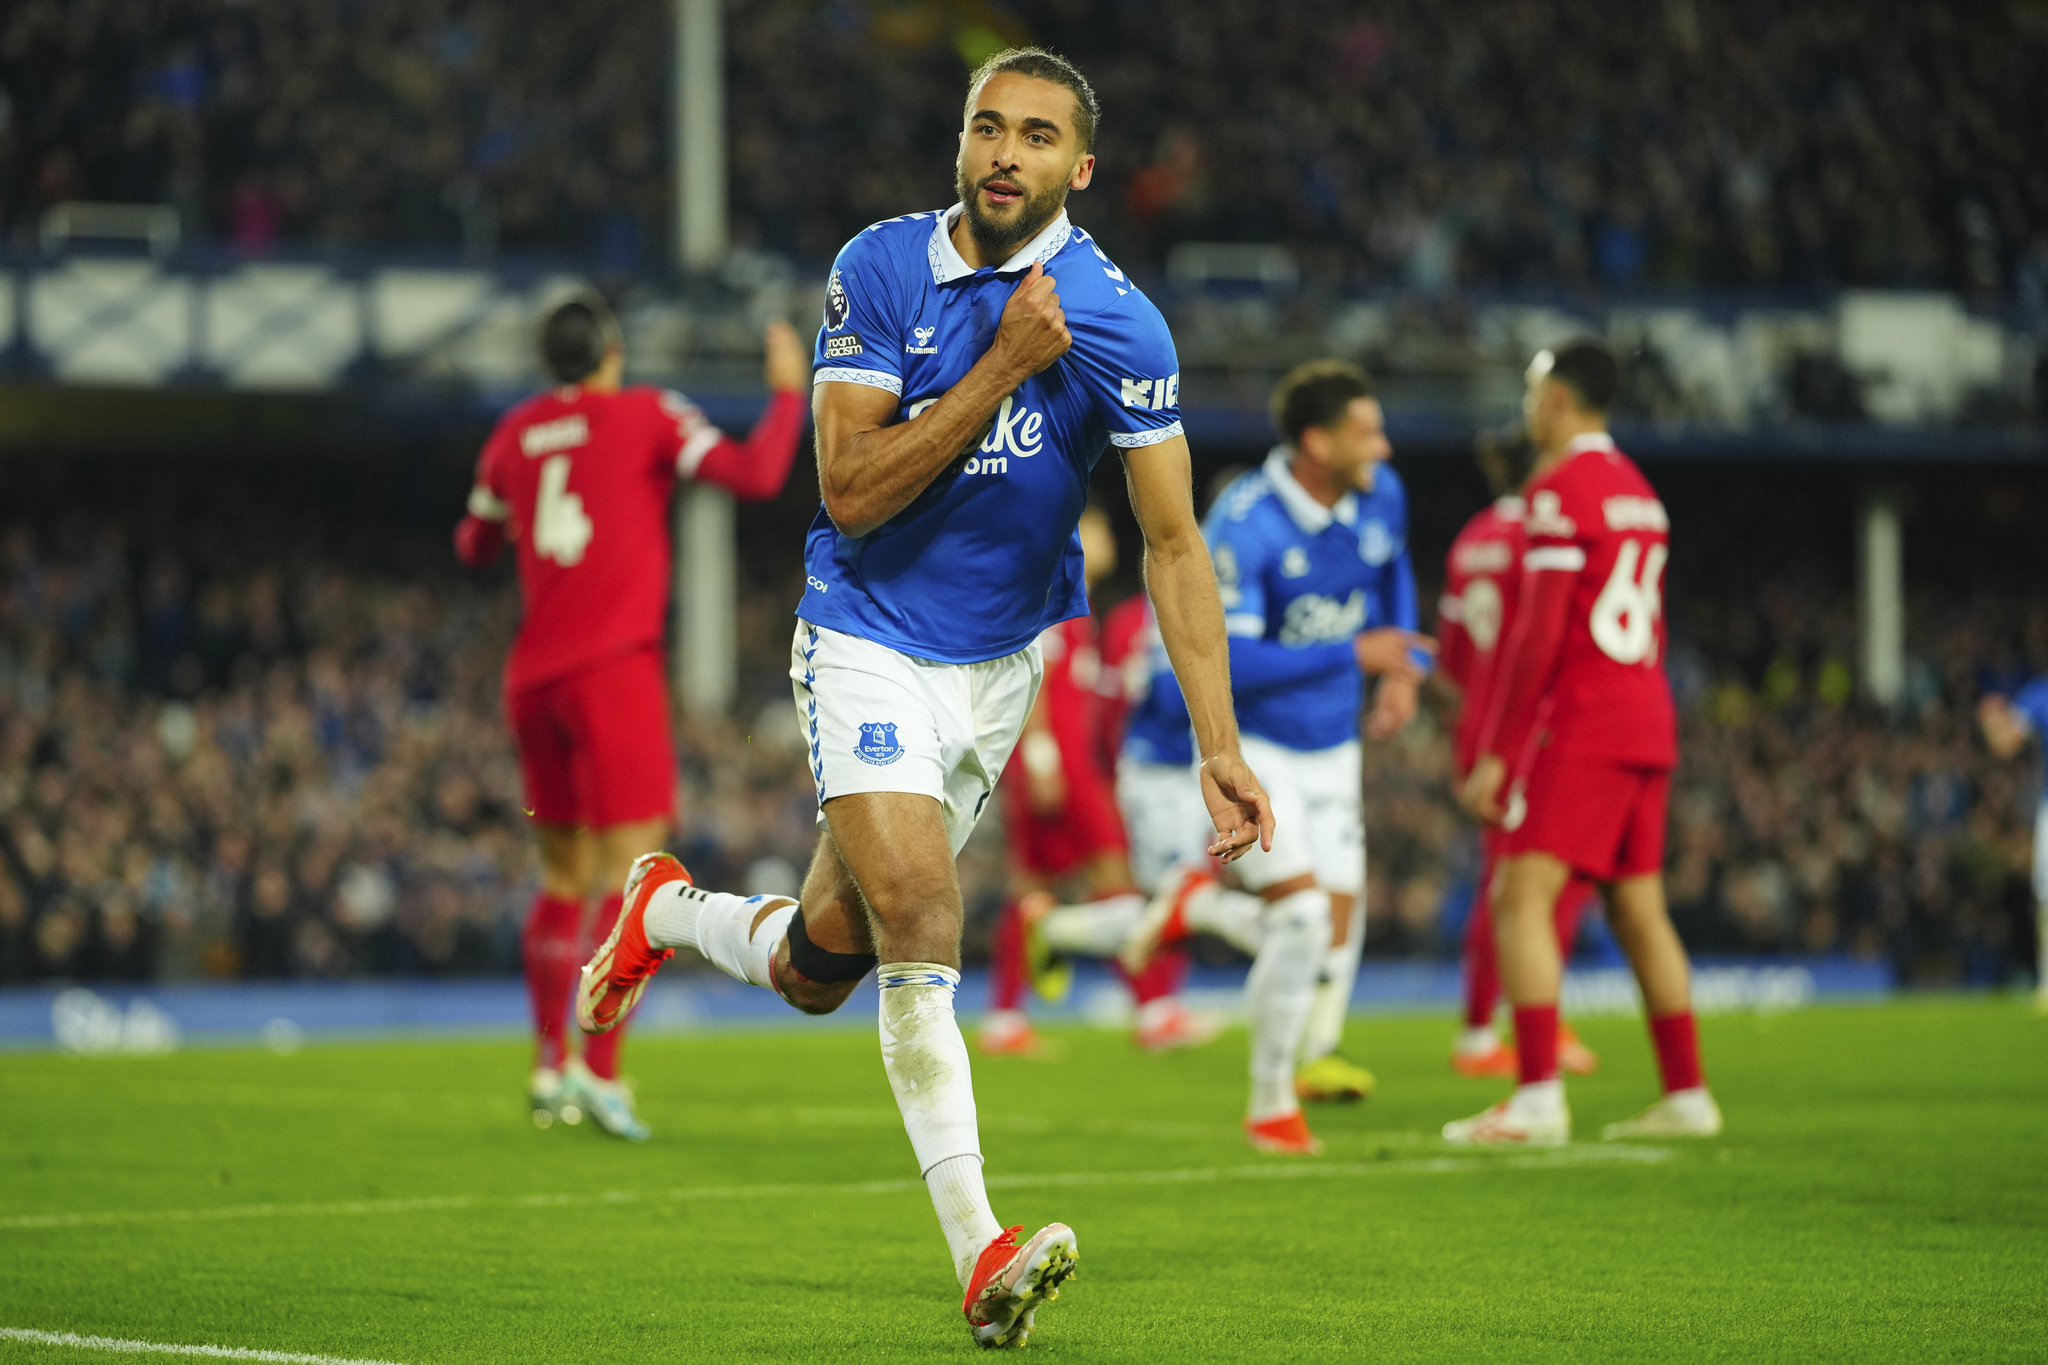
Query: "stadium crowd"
0 487 2039 988
1 0 2042 297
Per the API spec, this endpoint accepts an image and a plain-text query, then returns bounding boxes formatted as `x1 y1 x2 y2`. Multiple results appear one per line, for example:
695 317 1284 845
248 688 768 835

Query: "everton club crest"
855 721 903 765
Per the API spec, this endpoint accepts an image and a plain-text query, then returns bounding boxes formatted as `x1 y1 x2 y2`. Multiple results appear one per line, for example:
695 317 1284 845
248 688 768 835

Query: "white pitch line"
0 1145 1668 1233
0 1326 410 1364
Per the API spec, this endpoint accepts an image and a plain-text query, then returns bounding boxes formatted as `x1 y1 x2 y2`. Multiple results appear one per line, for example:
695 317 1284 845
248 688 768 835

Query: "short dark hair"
1271 359 1376 447
540 293 621 384
1544 337 1619 413
964 47 1100 153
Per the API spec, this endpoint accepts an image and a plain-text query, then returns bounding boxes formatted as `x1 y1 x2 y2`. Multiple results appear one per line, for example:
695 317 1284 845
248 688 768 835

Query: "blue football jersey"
1205 450 1419 750
799 206 1183 663
2015 677 2048 748
1121 627 1195 767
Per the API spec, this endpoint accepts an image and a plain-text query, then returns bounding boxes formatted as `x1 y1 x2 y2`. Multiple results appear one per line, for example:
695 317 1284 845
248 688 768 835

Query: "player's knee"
779 973 859 1016
1265 886 1329 942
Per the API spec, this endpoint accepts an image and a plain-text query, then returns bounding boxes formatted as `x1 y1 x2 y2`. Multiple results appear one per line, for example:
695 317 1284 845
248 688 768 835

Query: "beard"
955 166 1069 262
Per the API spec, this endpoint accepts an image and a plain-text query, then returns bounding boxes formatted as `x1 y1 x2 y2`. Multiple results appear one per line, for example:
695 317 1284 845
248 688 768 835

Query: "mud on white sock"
1039 892 1145 957
1244 888 1326 1121
1300 898 1365 1064
877 963 999 1287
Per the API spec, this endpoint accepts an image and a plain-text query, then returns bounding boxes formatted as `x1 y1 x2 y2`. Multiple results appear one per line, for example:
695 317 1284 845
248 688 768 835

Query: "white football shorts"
790 618 1040 856
1228 734 1365 896
2033 799 2048 904
1116 755 1214 894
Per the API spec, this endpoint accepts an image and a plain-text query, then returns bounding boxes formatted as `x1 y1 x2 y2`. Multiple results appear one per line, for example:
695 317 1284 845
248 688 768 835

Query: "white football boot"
529 1066 582 1128
1443 1083 1571 1146
562 1057 651 1141
1601 1087 1723 1140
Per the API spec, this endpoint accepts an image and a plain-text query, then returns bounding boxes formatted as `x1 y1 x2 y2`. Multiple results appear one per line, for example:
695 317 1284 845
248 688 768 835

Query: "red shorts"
1498 746 1669 883
1001 756 1128 878
508 647 676 829
1477 828 1602 924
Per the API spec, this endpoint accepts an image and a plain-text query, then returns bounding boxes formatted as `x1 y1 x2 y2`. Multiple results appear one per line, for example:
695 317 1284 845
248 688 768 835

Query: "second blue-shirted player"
1978 678 2048 1006
575 48 1275 1349
1126 361 1432 1153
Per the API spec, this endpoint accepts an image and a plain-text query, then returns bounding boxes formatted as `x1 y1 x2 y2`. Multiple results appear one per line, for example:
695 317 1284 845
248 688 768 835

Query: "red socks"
1462 893 1500 1029
1117 946 1188 1006
522 892 585 1071
1649 1011 1704 1093
988 898 1028 1013
581 893 628 1080
1513 1003 1560 1084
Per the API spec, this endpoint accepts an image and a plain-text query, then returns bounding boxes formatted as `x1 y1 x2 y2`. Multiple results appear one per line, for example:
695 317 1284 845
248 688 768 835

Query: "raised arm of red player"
687 389 808 500
1471 563 1574 777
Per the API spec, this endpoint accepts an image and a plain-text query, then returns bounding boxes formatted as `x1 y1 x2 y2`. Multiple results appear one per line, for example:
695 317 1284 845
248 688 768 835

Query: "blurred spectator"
1 2 2040 298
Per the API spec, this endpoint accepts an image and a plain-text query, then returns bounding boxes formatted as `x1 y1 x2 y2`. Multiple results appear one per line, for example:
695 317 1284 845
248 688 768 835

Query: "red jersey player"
1437 429 1599 1080
980 503 1210 1055
454 293 807 1138
1448 338 1721 1145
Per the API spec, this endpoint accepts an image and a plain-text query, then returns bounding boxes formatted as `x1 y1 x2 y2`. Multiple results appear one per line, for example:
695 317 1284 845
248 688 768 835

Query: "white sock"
1038 892 1145 957
645 884 795 990
1182 882 1268 956
1456 1025 1500 1056
1300 898 1365 1064
1244 888 1326 1121
1511 1078 1566 1117
877 962 999 1288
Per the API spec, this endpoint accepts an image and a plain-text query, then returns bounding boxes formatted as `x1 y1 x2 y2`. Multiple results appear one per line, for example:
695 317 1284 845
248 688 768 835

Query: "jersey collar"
1263 448 1359 534
928 203 1073 285
1565 431 1617 456
1495 495 1526 519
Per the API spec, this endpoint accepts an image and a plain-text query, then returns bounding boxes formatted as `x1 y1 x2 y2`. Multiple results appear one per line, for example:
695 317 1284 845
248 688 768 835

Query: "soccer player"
1152 360 1432 1154
1976 680 2048 1006
1449 338 1722 1145
1437 428 1600 1079
575 49 1272 1348
453 293 807 1138
980 502 1210 1056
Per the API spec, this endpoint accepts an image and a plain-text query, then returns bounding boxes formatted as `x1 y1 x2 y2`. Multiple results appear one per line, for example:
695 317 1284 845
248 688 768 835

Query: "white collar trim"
929 204 1073 284
1566 431 1617 456
1263 448 1357 534
1495 495 1526 519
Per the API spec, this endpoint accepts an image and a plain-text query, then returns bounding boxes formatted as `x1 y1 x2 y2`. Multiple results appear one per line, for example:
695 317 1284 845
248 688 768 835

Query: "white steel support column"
1857 485 1904 709
673 0 736 718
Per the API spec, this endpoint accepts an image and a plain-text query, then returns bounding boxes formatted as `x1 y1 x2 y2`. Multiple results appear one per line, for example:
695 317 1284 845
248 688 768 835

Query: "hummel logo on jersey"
1120 374 1180 410
907 326 937 354
824 334 863 359
521 413 589 457
1278 589 1367 646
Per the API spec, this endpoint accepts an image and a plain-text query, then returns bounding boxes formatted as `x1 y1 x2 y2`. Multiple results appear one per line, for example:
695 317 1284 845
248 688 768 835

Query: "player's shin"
644 884 794 989
1245 889 1327 1120
522 891 586 1070
1300 897 1365 1065
1183 882 1269 956
1038 892 1146 956
878 963 1002 1288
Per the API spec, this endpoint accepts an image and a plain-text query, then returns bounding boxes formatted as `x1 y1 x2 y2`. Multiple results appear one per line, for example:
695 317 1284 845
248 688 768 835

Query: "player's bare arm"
814 262 1069 538
1123 433 1275 861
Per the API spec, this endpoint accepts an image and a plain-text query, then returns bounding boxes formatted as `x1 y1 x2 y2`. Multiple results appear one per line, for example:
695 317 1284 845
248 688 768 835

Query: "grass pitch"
2 999 2044 1363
